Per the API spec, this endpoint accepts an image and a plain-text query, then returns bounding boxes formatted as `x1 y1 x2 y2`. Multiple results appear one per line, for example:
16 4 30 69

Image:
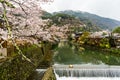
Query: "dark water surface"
54 41 120 65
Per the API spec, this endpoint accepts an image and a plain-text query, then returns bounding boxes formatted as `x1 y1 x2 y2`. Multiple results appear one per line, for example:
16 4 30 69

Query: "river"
53 41 120 80
29 41 120 80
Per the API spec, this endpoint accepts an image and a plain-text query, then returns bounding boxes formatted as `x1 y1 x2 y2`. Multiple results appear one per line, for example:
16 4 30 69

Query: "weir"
53 65 120 77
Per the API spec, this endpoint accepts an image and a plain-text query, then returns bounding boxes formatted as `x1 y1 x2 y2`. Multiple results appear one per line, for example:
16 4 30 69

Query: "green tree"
78 31 90 45
99 38 110 48
87 21 92 31
113 27 120 33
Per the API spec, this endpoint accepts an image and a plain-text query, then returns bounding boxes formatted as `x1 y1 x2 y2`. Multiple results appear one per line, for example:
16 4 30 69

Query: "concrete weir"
53 65 120 77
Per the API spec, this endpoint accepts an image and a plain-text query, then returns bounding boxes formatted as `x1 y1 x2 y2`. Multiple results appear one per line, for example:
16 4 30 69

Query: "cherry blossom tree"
0 0 54 63
0 0 53 37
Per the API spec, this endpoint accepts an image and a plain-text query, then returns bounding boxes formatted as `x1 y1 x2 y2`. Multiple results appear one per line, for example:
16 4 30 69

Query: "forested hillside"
55 10 120 30
42 11 101 32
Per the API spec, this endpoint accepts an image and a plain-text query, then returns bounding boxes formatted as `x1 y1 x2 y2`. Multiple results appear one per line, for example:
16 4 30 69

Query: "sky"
41 0 120 21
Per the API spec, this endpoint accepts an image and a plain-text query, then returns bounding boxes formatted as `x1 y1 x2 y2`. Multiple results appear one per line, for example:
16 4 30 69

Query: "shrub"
99 38 110 48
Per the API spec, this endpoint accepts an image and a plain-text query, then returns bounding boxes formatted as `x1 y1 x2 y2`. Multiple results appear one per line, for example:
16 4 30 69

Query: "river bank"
0 42 54 80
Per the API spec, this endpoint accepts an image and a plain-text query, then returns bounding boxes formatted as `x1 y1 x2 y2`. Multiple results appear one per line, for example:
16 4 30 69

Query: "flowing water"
54 41 120 65
54 65 120 77
55 77 120 80
53 41 120 80
53 65 120 80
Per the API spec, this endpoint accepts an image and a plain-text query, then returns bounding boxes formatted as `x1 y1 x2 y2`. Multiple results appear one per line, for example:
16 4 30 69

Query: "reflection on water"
54 41 120 65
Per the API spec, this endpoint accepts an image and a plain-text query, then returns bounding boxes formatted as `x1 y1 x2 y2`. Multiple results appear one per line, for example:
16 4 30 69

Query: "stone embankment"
42 67 56 80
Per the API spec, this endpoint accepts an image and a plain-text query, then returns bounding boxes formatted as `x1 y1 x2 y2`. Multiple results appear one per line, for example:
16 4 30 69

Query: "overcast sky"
41 0 120 21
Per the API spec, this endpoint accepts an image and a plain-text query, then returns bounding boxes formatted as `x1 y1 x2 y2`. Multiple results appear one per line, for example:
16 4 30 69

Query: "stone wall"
42 67 56 80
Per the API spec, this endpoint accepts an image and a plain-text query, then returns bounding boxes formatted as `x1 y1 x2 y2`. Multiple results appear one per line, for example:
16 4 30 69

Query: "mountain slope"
42 11 83 26
55 10 120 30
42 11 101 31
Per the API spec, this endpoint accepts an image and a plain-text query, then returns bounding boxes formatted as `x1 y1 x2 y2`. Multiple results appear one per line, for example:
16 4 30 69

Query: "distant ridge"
54 10 120 30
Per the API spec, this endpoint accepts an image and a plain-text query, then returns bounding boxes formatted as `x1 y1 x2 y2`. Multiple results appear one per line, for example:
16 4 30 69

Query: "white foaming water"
55 71 120 80
54 65 120 80
54 71 120 80
56 77 120 80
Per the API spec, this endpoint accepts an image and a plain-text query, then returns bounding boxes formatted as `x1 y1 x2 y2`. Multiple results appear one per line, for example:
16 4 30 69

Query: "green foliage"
41 11 52 19
76 32 111 48
5 1 15 8
109 48 120 54
0 43 53 80
0 0 4 3
99 38 110 48
54 42 120 65
87 39 99 46
86 21 92 31
51 13 79 26
78 32 90 45
0 45 40 80
41 12 83 28
113 26 120 33
0 0 15 8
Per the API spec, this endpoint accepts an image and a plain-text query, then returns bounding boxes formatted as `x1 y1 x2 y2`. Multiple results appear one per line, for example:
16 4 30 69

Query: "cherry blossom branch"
0 0 54 66
9 0 28 15
0 0 34 65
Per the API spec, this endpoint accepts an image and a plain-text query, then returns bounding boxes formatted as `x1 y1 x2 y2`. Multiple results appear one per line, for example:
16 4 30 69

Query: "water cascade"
53 65 120 80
